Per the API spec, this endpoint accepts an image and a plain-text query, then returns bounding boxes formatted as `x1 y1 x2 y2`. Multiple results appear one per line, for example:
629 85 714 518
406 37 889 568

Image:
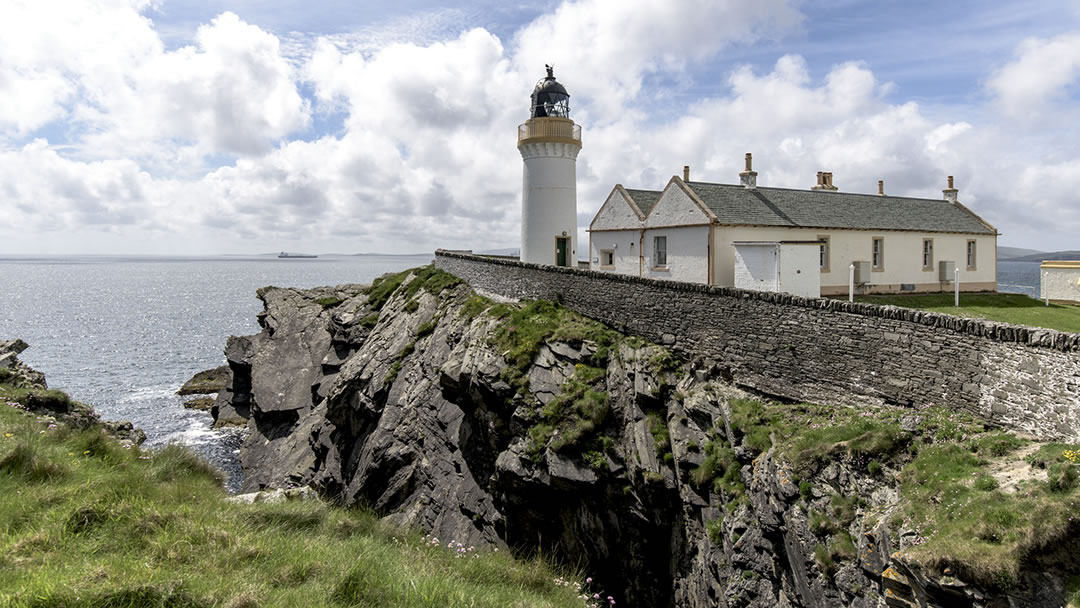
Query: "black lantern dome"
530 65 570 119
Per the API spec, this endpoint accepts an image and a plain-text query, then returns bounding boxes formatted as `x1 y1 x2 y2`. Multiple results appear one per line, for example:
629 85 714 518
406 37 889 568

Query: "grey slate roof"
624 189 662 217
684 182 996 235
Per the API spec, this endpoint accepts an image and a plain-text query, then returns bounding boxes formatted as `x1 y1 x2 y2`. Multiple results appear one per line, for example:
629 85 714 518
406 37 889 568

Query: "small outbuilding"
733 241 823 298
1041 261 1080 303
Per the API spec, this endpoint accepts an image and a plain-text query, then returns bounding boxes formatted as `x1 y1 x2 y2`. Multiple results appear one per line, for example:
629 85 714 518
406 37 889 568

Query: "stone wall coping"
435 249 1080 353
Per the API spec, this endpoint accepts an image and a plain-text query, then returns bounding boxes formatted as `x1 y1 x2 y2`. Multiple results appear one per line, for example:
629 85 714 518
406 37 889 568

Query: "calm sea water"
997 260 1043 296
0 253 433 490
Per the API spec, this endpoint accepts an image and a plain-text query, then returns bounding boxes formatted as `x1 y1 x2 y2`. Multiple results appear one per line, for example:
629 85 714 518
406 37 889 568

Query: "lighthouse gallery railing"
518 118 581 145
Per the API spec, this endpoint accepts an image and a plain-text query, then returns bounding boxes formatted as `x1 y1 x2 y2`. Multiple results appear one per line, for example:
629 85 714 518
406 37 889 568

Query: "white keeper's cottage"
588 155 999 296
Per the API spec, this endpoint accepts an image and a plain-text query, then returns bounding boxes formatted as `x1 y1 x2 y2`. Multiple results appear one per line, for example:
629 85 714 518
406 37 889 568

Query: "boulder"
177 365 230 395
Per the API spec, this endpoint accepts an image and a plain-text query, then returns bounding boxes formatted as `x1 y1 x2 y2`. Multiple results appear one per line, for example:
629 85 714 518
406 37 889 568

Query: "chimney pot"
878 180 884 196
683 165 690 181
739 152 758 189
811 171 838 191
943 175 959 203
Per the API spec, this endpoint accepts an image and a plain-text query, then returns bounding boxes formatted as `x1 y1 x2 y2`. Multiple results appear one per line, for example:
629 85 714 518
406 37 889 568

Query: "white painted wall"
734 243 820 298
590 188 642 231
590 229 641 276
643 182 710 228
715 226 996 293
1042 263 1080 302
519 141 580 266
734 244 779 292
643 225 709 283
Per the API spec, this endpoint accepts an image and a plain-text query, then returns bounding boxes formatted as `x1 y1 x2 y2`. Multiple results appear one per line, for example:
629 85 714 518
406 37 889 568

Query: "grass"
721 395 1080 590
853 292 1080 333
315 297 343 310
490 300 621 397
364 265 461 312
0 395 605 608
527 365 609 460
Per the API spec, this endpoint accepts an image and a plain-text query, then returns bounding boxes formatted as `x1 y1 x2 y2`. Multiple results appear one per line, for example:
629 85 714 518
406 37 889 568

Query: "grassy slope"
0 388 603 608
714 399 1080 593
853 293 1080 333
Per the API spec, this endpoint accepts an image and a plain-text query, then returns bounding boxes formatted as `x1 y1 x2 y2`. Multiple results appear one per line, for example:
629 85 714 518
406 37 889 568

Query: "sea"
0 253 434 491
0 254 1045 491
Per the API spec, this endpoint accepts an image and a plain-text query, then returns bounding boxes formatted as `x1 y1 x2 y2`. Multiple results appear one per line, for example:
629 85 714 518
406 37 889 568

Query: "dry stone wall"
434 250 1080 440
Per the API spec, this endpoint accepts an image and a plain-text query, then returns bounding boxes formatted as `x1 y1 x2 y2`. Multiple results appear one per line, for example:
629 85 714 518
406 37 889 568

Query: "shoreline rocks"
177 365 229 395
1 339 146 445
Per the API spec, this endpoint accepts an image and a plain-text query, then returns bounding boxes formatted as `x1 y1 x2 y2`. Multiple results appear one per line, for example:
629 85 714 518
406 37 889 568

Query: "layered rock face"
212 270 1069 608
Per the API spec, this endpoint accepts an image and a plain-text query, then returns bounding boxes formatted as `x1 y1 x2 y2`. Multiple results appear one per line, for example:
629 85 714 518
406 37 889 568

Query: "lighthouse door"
555 238 569 267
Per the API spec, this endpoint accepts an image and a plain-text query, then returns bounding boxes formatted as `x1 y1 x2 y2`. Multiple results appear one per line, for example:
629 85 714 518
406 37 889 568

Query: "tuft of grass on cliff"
853 292 1080 333
710 397 1080 590
461 295 659 463
0 388 604 608
364 265 462 312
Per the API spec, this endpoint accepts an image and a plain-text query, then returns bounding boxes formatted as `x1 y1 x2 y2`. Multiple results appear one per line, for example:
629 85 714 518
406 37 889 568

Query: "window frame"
599 248 615 269
966 239 977 270
922 238 934 271
652 235 668 268
872 237 885 271
818 235 830 272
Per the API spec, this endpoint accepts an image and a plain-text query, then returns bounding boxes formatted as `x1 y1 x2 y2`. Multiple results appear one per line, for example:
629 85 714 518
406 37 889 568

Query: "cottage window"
600 249 615 269
872 237 884 270
966 240 976 269
653 236 667 267
922 238 934 270
818 235 830 272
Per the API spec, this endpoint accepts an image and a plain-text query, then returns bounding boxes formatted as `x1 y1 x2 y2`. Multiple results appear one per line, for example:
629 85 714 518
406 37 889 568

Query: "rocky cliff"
211 267 1079 607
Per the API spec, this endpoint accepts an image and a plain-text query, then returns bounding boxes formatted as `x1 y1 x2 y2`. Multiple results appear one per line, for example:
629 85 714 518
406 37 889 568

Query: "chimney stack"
943 175 958 204
811 171 838 191
878 180 884 196
739 152 758 189
683 165 690 181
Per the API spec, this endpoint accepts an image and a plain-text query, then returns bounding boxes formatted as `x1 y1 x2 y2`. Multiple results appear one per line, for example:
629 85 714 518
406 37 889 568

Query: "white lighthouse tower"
518 65 581 267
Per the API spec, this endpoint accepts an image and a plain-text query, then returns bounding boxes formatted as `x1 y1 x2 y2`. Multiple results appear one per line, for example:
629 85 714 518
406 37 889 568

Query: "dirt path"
987 442 1045 493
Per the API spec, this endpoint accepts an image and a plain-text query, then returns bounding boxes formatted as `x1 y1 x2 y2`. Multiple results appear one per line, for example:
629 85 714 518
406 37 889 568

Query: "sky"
2 0 1079 255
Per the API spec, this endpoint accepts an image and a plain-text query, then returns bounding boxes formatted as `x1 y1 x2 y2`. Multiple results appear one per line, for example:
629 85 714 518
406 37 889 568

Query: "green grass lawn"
852 292 1080 333
0 390 604 608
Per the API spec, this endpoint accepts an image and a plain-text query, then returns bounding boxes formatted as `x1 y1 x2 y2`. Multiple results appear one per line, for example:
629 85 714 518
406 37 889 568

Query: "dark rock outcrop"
1 339 145 445
211 271 1070 608
0 339 46 389
178 365 230 395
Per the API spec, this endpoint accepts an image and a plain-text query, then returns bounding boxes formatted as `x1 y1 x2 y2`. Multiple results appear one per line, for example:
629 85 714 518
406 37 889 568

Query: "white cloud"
0 0 160 135
0 139 158 230
987 32 1080 120
1 1 1079 254
513 0 803 120
1 3 308 165
80 11 311 163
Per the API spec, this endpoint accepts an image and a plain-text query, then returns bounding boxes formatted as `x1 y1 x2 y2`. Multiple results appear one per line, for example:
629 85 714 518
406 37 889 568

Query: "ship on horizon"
278 252 318 259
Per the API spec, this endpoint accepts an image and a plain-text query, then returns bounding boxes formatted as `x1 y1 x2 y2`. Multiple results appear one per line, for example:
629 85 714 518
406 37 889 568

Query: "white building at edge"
588 155 999 296
1041 260 1080 303
518 66 581 267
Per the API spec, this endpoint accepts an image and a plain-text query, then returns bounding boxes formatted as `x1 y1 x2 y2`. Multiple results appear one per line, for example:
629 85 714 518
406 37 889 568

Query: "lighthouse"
518 65 581 267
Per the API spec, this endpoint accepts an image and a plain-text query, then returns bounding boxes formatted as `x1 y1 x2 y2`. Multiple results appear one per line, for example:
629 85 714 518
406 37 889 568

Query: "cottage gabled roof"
683 181 997 235
623 189 662 217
